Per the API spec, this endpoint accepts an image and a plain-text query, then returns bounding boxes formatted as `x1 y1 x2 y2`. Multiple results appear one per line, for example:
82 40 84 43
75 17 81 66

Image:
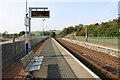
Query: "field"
66 36 119 46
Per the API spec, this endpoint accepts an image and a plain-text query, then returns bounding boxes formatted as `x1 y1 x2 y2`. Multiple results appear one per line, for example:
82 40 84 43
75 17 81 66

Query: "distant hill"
32 30 62 34
32 31 43 33
49 30 62 34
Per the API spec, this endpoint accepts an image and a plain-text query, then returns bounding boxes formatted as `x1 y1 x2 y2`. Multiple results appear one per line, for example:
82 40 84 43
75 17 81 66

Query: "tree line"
0 31 25 38
0 30 56 38
59 18 120 37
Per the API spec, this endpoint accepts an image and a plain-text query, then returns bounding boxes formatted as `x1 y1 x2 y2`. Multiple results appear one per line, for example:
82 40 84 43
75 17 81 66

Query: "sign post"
26 7 50 54
25 0 29 55
25 15 29 55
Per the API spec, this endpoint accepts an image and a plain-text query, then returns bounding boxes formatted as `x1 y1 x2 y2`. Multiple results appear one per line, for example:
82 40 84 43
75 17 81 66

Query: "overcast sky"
0 0 119 34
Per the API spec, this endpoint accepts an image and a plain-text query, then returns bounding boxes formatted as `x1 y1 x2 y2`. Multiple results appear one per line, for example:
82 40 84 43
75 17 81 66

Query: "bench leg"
25 71 35 79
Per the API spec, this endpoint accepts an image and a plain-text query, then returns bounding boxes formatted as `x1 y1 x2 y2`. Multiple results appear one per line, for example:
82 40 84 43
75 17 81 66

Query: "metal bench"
21 50 44 78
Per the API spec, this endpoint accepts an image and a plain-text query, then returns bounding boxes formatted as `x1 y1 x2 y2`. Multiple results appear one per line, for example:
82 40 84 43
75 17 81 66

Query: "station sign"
31 11 50 18
24 17 29 26
29 7 50 18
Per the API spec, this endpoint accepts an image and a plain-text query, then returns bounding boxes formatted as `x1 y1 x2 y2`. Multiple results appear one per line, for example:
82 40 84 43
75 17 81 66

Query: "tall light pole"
25 0 31 54
45 26 48 31
25 0 29 55
85 25 88 41
42 19 46 36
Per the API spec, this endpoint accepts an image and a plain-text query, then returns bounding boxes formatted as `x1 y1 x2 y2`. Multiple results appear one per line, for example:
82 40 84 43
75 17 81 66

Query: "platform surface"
33 38 77 79
33 38 100 79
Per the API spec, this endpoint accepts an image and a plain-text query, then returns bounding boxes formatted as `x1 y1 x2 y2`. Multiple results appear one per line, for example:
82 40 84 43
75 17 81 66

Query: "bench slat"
32 62 42 66
32 56 44 60
30 59 43 62
28 66 41 72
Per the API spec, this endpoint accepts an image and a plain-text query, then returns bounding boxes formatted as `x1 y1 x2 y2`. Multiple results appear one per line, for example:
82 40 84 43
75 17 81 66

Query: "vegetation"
18 31 25 36
59 24 83 37
1 31 26 38
59 18 120 37
1 31 17 38
50 32 56 37
32 31 56 37
42 31 56 37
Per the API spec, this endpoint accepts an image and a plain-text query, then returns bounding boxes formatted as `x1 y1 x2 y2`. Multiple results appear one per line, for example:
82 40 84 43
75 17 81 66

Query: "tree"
75 24 83 32
2 31 9 38
59 18 119 37
18 31 25 36
14 33 18 37
0 33 1 36
50 32 56 37
76 27 85 36
95 23 99 25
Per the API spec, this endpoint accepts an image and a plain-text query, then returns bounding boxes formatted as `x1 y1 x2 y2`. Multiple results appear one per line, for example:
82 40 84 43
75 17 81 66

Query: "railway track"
55 38 120 80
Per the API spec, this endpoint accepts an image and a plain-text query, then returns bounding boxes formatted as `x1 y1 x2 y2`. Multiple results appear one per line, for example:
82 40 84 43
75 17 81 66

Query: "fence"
0 36 49 76
66 36 119 46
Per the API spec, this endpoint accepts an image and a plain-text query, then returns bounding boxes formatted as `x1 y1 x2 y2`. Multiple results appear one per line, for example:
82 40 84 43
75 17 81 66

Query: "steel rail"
56 38 119 80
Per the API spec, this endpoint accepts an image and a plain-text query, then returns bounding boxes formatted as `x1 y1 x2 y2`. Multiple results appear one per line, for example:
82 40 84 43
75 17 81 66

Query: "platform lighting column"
42 19 46 36
25 0 29 55
28 18 31 51
25 14 29 55
85 25 88 41
28 8 31 52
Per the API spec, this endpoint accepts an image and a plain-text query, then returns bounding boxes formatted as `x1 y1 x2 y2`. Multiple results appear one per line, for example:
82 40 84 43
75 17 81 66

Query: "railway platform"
30 38 100 79
2 38 101 79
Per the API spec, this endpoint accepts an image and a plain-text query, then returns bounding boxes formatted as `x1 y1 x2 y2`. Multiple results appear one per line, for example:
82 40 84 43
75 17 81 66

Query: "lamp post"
45 26 48 31
42 19 46 36
25 0 29 55
25 0 31 54
85 25 88 41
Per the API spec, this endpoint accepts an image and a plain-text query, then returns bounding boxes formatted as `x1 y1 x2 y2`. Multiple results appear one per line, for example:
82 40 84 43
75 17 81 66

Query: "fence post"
13 35 16 61
112 37 113 45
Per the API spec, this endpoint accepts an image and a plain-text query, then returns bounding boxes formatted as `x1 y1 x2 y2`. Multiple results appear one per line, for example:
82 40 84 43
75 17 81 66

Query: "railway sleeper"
55 39 119 80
